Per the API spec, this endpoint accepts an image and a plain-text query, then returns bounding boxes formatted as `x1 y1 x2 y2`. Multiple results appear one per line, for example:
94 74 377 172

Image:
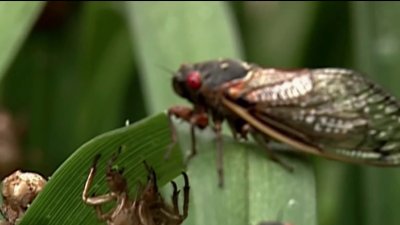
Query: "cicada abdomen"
168 59 400 185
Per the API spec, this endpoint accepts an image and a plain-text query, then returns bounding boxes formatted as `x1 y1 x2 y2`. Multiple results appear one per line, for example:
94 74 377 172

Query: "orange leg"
166 106 209 165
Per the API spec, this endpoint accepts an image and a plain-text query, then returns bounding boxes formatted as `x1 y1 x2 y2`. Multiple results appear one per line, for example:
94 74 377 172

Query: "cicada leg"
213 120 224 187
170 181 180 215
166 106 192 159
184 123 197 165
159 172 190 223
181 172 190 219
249 125 294 172
166 106 209 166
226 118 249 141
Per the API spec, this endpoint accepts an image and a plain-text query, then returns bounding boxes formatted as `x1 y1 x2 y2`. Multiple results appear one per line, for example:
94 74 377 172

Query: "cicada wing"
221 97 323 156
223 68 400 166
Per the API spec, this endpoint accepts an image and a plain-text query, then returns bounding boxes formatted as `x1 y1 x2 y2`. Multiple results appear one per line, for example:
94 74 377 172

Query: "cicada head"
172 59 251 105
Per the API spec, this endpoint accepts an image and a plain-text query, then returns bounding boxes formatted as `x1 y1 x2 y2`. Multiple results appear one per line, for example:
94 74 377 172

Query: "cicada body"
168 58 400 186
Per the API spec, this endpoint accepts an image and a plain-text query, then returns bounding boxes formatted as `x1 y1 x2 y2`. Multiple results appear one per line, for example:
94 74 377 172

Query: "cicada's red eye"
186 71 202 90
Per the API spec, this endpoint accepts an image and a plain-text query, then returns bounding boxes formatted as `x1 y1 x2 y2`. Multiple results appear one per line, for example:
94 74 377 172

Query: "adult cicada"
168 58 400 186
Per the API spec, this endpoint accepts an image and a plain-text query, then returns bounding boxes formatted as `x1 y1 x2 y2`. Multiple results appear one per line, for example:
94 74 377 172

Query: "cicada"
168 58 400 186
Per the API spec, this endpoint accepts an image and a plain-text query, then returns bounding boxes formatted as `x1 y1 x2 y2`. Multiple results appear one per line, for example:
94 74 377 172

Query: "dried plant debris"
1 170 47 225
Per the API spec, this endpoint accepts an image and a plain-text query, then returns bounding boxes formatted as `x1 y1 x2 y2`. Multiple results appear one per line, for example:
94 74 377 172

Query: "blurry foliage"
0 1 399 225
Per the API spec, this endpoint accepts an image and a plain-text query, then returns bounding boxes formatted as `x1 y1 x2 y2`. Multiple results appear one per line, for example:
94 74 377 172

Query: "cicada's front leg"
166 105 209 164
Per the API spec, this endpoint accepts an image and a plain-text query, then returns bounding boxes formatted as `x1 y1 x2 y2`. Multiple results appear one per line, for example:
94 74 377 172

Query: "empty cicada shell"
82 148 190 225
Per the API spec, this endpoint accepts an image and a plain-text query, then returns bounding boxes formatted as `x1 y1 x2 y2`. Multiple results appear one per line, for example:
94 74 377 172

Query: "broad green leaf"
18 113 184 225
177 125 316 225
127 2 316 225
0 2 44 82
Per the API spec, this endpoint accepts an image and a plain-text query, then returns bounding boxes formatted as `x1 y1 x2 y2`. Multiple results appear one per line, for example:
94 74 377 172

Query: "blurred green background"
0 2 399 225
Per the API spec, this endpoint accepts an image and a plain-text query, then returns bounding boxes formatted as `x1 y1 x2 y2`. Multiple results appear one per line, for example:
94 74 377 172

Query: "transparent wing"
225 68 400 165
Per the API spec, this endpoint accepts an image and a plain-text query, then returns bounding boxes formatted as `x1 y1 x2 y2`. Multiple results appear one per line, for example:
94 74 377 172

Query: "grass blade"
352 2 400 225
0 2 44 82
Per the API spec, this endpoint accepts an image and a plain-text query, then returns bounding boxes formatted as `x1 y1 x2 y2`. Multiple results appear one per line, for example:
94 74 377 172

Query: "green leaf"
127 2 316 225
176 125 316 225
0 2 44 82
18 113 184 225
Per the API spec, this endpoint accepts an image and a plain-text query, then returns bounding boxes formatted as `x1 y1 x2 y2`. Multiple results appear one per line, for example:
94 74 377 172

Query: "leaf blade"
18 113 184 225
0 2 44 82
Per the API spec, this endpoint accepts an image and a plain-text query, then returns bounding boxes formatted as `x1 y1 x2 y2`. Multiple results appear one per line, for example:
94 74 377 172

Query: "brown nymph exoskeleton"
82 149 190 225
0 170 47 225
